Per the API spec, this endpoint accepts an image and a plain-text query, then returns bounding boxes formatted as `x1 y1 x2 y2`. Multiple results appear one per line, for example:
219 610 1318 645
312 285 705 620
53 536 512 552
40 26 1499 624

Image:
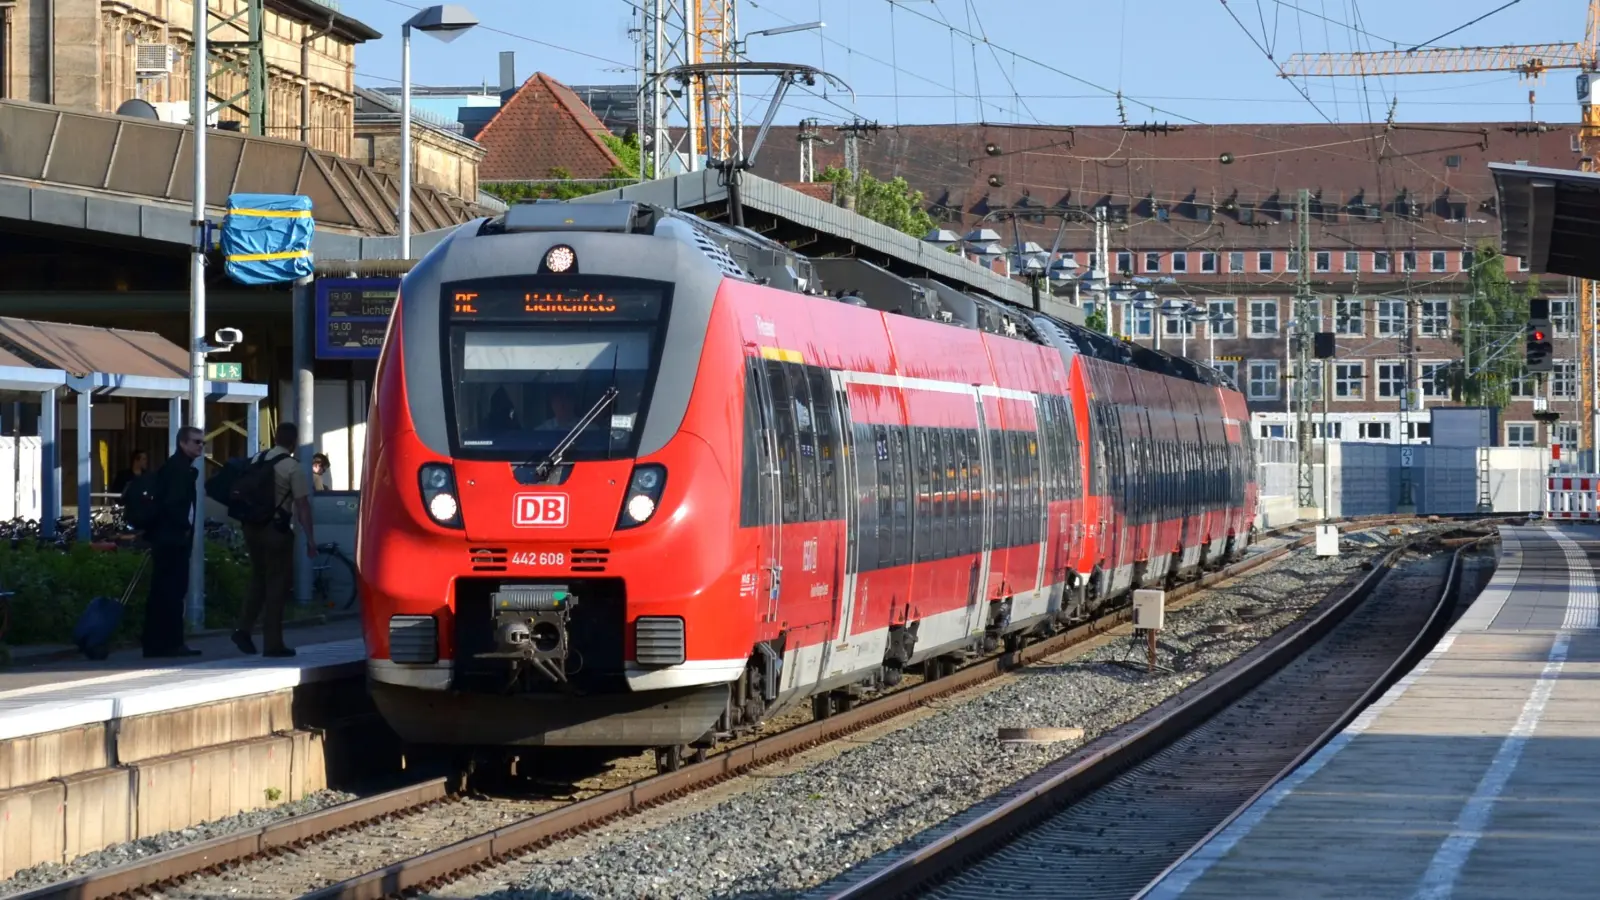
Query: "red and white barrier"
1546 475 1600 519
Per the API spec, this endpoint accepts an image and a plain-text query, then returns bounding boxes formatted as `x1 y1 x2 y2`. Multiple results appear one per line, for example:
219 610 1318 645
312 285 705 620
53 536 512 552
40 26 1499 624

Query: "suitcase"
73 551 150 661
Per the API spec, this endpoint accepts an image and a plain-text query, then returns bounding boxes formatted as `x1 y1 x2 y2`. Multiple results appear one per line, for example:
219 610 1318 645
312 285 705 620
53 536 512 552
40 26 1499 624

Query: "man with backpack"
123 426 205 657
223 422 316 658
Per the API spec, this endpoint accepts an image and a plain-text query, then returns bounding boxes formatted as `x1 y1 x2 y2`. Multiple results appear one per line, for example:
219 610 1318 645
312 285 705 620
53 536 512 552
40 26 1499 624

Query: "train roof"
479 199 1227 389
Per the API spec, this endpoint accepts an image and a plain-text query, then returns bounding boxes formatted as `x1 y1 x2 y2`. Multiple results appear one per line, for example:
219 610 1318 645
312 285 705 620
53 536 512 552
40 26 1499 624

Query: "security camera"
214 327 243 347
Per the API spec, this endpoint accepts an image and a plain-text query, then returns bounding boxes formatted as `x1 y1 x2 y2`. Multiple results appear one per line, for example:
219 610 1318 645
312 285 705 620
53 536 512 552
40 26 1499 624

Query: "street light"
731 21 824 161
400 4 478 259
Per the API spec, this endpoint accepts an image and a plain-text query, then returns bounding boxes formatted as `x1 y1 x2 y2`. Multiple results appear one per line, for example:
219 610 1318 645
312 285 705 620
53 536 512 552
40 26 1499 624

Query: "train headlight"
616 463 667 529
418 463 464 529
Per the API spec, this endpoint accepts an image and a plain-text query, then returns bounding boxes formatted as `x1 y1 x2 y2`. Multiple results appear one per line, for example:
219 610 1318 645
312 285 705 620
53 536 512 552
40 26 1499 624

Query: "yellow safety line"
227 250 311 262
231 209 312 218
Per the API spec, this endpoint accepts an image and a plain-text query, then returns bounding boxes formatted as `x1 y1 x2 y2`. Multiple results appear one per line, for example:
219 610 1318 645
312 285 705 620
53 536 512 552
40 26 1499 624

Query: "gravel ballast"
0 789 358 897
425 527 1433 900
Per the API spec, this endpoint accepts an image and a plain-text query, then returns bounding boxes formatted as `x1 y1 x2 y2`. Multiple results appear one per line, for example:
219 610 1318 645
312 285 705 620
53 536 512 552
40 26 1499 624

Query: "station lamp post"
400 4 478 259
731 21 824 161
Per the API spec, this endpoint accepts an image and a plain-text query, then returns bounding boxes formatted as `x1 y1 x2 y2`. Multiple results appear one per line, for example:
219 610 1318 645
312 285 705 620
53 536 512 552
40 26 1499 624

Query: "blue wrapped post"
221 194 315 285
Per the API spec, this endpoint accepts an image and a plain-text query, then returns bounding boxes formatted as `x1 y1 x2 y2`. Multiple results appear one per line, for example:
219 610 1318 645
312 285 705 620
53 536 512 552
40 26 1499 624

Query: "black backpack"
224 452 289 525
121 471 163 531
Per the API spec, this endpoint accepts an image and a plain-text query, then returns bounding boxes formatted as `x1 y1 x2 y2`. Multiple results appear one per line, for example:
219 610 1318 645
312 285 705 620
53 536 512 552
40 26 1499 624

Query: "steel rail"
817 531 1487 900
12 514 1477 900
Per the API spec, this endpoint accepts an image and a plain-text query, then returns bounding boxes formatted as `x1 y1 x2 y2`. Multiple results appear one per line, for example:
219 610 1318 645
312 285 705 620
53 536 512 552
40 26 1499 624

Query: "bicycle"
311 542 359 610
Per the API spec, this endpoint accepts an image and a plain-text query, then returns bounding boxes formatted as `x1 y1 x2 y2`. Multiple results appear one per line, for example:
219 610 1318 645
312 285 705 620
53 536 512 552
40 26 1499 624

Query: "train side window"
912 428 930 563
807 368 842 522
874 425 894 570
784 364 821 523
1009 431 1026 547
929 429 948 561
739 360 768 528
966 430 983 553
989 429 1009 549
890 427 912 568
853 422 880 570
1036 400 1056 505
948 429 969 557
1025 431 1041 544
764 360 802 524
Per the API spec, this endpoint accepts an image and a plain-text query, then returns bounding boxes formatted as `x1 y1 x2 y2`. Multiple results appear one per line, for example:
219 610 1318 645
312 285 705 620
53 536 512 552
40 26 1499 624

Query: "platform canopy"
1489 162 1600 280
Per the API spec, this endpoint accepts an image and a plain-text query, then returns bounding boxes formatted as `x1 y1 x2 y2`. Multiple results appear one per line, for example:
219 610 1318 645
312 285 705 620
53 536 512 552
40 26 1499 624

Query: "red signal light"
1534 330 1546 341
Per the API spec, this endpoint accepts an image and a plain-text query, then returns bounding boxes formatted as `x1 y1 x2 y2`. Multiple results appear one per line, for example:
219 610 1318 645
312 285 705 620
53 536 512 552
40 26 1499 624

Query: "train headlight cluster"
617 463 668 529
418 463 464 529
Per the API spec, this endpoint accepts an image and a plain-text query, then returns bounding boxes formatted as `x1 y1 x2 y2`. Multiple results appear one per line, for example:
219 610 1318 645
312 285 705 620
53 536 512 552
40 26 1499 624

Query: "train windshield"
442 277 669 461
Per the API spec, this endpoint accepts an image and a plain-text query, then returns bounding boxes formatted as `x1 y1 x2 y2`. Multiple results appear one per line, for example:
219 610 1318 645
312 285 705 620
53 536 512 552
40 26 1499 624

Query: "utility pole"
835 118 881 187
640 0 697 175
206 0 267 135
797 117 824 182
1397 240 1418 513
1293 188 1317 512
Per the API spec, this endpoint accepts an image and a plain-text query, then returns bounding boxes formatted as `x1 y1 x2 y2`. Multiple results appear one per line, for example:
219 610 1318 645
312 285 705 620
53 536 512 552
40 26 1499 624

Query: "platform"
1144 523 1600 899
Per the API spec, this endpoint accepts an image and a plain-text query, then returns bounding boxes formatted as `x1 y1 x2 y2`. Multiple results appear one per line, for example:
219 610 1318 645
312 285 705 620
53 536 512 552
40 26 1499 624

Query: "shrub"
0 541 253 645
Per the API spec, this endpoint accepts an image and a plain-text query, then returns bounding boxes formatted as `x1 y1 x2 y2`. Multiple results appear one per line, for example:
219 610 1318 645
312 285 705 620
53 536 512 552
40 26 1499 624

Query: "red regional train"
357 199 1259 771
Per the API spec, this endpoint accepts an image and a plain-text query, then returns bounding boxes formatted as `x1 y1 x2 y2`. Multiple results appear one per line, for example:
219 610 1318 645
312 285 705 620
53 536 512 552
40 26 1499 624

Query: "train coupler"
474 584 579 683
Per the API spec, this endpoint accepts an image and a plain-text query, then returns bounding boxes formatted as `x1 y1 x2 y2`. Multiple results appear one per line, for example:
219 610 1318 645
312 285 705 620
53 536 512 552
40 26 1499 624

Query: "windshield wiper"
532 386 619 480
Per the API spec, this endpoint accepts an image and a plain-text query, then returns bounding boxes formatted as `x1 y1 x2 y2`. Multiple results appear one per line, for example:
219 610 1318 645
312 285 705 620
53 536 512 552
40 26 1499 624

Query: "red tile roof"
747 122 1582 251
783 181 836 203
477 73 623 181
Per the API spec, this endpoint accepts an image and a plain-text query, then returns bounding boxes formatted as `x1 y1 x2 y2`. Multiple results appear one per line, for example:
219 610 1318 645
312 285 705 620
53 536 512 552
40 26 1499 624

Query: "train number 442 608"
512 552 565 567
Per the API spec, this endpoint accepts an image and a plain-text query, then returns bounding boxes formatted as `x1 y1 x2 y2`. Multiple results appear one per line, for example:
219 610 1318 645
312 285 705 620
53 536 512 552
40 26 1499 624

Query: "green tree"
480 132 653 204
1444 240 1541 408
815 165 937 238
1085 305 1109 334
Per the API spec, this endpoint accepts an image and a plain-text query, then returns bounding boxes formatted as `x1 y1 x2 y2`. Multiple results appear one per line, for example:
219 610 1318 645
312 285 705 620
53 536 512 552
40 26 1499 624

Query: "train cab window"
852 421 880 569
807 368 842 522
889 427 912 568
989 430 1010 549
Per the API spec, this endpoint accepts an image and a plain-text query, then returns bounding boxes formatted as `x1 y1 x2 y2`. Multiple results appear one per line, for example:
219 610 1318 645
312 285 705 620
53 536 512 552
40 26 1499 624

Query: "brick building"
751 121 1581 447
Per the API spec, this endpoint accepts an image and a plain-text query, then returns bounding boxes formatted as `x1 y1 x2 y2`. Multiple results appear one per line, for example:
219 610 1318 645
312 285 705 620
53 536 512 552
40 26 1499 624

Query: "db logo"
514 493 569 527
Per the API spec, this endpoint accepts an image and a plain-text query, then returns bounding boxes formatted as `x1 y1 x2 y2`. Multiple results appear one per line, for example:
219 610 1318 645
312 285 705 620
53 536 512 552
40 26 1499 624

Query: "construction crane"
1278 1 1600 454
638 0 736 175
691 0 738 161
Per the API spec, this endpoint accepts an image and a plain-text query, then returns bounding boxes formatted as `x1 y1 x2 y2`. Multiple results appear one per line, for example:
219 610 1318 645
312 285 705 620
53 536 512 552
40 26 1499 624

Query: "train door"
745 357 785 623
819 373 866 682
967 390 996 637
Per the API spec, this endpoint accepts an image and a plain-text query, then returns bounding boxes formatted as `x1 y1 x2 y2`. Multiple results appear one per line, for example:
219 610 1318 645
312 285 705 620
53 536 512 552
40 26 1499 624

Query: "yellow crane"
690 0 737 161
1279 2 1600 452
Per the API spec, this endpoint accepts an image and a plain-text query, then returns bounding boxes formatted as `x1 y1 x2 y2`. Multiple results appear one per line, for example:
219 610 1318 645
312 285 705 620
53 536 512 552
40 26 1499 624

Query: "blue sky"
337 0 1584 126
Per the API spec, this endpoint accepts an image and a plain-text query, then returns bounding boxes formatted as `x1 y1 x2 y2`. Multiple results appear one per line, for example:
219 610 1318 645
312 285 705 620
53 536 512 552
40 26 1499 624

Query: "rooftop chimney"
499 51 516 95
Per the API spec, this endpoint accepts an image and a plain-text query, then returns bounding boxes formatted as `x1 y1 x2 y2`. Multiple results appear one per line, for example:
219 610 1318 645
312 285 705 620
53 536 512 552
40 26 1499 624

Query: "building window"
1461 250 1475 272
1506 423 1536 447
1286 251 1301 273
1553 298 1575 336
1360 421 1392 440
1249 360 1280 400
1509 374 1535 398
1430 250 1447 272
1249 299 1280 337
1519 256 1531 272
1144 252 1162 273
1335 361 1364 399
1116 251 1133 275
1554 359 1577 398
1402 250 1417 272
1421 361 1451 398
1376 361 1407 398
1214 360 1239 388
1315 251 1332 272
1200 251 1218 273
1229 251 1246 274
1124 305 1153 336
1336 296 1364 335
1343 250 1359 272
1376 299 1406 336
1257 251 1275 273
1208 299 1237 337
1554 423 1579 447
1374 251 1391 273
1315 421 1343 439
1165 313 1195 336
1171 251 1189 273
1419 299 1449 336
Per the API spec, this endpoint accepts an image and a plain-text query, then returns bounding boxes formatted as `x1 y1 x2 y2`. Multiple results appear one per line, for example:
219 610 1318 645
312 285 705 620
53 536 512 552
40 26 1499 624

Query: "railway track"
814 529 1490 900
7 515 1487 900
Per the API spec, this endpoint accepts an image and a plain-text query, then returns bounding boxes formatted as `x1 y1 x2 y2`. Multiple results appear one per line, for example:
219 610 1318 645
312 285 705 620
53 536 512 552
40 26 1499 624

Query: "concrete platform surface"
1145 523 1600 900
0 618 365 742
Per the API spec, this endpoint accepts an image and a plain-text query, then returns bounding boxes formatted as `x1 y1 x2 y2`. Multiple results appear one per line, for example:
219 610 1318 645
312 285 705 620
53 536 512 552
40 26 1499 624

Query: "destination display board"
316 278 400 359
445 283 665 322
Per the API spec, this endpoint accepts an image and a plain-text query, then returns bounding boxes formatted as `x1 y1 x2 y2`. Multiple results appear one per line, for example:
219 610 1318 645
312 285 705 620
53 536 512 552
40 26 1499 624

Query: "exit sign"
207 362 243 381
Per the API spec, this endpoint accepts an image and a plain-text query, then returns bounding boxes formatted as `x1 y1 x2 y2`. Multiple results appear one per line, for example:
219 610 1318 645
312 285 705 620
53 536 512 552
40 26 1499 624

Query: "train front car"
358 201 754 754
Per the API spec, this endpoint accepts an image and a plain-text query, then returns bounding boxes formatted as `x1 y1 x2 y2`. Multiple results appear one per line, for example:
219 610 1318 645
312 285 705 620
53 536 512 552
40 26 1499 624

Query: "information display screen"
444 281 666 323
316 278 401 360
